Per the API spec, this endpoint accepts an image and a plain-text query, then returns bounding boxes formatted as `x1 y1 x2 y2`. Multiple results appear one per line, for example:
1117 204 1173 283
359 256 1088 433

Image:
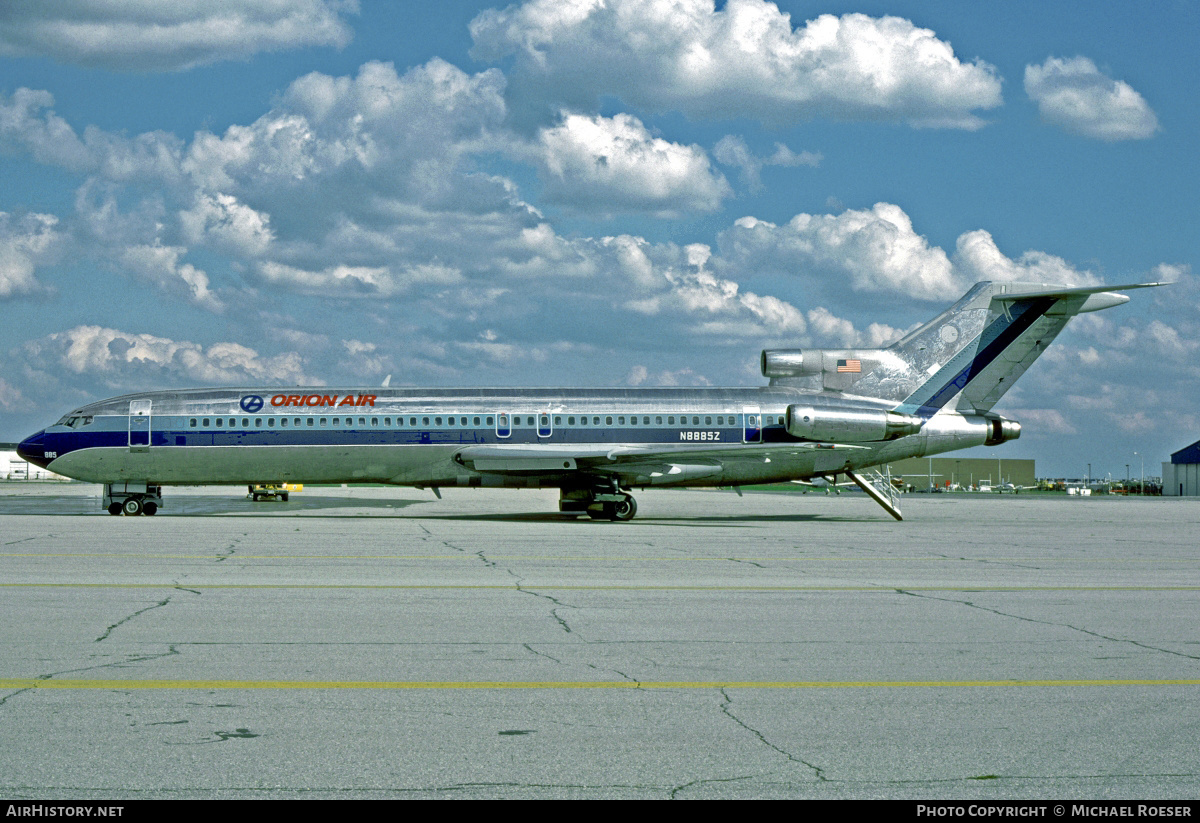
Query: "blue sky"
1 0 1196 479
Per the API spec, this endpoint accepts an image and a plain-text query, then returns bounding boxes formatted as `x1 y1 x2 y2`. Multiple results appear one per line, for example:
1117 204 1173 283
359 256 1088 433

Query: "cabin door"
742 406 761 443
128 400 152 452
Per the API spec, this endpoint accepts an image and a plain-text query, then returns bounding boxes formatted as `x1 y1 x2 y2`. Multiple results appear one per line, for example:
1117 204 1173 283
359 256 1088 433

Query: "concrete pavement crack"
477 548 577 636
718 687 827 781
95 597 173 643
896 588 1200 661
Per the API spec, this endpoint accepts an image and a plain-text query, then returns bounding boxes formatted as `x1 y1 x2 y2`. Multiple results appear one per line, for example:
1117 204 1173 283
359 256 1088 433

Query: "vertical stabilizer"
893 282 1155 417
818 281 1156 417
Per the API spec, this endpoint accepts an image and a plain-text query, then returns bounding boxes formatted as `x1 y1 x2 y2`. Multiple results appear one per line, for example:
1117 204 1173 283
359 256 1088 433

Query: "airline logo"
240 393 379 409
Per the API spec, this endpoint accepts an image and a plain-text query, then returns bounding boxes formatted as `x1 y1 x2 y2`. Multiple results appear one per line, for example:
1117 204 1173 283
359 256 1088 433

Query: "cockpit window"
56 415 94 429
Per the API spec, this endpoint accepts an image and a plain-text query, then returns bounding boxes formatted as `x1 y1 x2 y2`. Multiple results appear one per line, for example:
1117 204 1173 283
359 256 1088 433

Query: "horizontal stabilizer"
990 281 1166 301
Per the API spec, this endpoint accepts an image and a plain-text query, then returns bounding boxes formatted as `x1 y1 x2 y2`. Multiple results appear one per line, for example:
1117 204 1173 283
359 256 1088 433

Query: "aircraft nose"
16 430 52 469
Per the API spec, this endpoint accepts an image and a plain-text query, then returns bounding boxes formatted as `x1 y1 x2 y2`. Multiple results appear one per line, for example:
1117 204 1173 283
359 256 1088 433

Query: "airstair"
846 466 904 521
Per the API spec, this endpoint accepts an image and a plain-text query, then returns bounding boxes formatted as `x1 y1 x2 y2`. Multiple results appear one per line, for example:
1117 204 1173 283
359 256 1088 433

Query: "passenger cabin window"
190 419 197 428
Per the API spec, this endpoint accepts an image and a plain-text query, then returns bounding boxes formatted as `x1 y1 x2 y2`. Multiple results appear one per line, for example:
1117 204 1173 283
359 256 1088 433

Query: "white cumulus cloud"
717 203 1101 301
28 325 317 386
1024 56 1158 141
713 135 820 191
536 113 730 215
0 212 62 298
471 0 1002 128
719 204 958 300
0 0 358 72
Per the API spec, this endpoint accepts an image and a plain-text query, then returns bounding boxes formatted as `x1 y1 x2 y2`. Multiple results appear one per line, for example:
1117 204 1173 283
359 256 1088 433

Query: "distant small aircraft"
993 482 1035 494
790 476 857 494
18 280 1160 521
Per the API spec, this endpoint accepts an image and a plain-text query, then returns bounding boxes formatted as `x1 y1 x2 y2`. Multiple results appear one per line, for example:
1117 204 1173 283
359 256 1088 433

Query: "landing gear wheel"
121 497 143 516
611 495 637 521
142 501 158 516
108 502 123 516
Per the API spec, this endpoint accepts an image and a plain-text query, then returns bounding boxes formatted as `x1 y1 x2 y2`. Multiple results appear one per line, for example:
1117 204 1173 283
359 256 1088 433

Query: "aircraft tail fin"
765 281 1162 416
891 281 1162 417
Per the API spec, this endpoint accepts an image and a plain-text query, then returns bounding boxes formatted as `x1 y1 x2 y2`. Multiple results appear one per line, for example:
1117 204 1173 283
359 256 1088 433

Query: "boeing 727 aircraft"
17 280 1158 520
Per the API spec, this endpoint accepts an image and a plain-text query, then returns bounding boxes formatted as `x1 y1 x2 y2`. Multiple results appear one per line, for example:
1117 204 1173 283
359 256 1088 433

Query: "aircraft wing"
454 441 870 483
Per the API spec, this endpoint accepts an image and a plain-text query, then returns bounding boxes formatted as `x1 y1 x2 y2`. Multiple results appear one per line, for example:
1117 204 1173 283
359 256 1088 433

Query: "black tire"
143 502 158 516
121 497 143 516
108 502 122 516
611 495 637 521
280 493 289 501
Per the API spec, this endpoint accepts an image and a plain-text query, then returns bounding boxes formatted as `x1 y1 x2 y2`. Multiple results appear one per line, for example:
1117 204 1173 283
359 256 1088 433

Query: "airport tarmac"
0 483 1197 799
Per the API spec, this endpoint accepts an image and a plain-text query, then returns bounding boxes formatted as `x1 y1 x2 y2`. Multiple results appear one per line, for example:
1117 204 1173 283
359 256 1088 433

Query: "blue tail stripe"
904 296 1056 419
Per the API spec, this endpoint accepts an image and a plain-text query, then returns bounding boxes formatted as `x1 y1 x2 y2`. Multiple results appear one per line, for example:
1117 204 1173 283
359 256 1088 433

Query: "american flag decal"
837 359 861 373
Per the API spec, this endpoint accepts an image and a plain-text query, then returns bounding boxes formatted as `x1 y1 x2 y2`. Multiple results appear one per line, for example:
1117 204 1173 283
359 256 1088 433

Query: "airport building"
882 457 1036 491
1162 440 1200 496
1 445 68 481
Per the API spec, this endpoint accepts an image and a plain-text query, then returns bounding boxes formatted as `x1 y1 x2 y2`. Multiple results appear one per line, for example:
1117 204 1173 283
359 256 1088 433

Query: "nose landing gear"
104 483 162 516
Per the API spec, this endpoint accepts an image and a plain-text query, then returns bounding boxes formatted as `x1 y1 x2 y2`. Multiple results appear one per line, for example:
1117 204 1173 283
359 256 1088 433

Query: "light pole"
1126 464 1130 493
1134 452 1144 494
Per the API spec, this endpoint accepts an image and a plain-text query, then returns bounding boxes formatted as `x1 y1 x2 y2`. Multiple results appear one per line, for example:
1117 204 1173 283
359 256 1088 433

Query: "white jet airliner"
17 280 1158 520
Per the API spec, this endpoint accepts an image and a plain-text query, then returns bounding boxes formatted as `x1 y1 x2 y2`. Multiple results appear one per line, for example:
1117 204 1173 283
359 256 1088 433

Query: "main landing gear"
559 482 638 521
103 483 163 516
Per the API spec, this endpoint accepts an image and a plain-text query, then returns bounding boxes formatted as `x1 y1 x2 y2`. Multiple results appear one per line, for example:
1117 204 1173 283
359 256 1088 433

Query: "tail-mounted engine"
787 405 922 442
762 348 889 390
985 417 1022 445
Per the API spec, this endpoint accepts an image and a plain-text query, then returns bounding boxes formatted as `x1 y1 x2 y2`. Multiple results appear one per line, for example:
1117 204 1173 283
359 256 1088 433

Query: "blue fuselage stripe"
38 423 797 459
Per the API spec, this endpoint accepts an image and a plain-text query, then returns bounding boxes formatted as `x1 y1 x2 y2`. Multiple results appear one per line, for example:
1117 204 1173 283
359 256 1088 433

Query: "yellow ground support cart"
247 483 302 502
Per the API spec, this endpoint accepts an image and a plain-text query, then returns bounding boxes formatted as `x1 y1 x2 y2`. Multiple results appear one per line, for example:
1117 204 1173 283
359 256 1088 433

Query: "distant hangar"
1162 439 1200 496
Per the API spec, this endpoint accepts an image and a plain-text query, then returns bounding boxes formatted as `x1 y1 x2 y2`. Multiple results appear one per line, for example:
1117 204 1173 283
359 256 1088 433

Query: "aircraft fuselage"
18 385 998 490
